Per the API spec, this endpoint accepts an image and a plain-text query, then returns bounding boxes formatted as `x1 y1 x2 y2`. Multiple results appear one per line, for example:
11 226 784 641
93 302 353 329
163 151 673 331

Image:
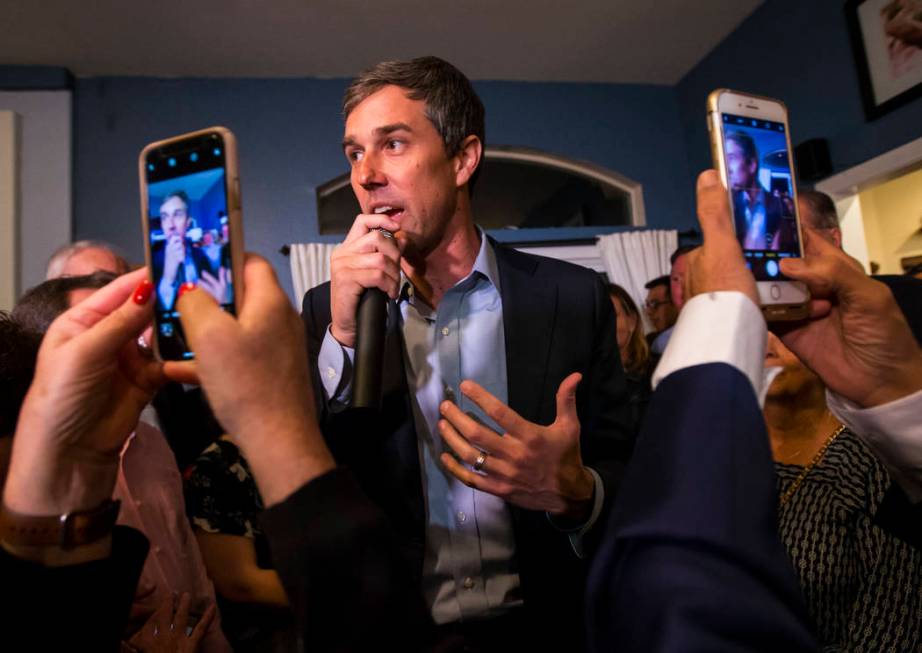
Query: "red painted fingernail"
178 282 196 299
133 279 154 305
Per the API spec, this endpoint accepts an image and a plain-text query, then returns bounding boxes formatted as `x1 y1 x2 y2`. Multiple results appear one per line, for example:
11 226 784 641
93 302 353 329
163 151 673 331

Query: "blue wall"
677 0 922 182
73 77 694 300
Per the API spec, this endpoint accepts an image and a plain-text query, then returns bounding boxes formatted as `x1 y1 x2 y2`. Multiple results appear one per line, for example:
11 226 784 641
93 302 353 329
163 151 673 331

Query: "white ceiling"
1 0 762 84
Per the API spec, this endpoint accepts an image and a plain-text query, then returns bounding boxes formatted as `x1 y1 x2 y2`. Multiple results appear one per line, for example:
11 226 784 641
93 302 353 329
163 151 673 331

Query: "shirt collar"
399 226 500 303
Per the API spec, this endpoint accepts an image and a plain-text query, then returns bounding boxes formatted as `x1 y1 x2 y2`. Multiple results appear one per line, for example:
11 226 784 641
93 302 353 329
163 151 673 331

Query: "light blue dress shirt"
317 231 603 623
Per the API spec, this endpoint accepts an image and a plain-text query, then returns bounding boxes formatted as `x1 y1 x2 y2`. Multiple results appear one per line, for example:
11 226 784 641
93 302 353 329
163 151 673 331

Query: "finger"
438 419 516 478
45 268 148 341
355 228 402 256
438 402 511 457
553 372 582 429
117 334 167 395
235 254 292 329
188 603 217 648
345 214 401 243
175 284 233 355
457 379 528 438
696 170 736 242
47 272 156 362
172 592 192 636
440 452 512 498
162 360 200 385
779 255 865 301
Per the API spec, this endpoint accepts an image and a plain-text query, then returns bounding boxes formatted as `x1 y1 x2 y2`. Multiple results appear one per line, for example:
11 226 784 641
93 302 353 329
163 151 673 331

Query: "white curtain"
596 229 678 332
289 243 338 300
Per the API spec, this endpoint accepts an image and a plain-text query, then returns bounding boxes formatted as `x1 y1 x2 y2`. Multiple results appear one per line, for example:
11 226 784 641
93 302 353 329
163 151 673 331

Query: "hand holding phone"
707 90 809 321
139 127 244 360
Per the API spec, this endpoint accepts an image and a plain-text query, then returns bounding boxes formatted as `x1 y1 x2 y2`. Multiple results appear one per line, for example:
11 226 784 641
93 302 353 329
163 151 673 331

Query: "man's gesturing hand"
330 214 401 348
438 373 594 521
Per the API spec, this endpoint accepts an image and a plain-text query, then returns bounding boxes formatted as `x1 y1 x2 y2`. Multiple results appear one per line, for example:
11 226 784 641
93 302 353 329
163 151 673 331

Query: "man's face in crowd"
645 285 676 332
343 85 461 258
160 196 190 242
797 197 842 249
60 247 120 277
726 138 757 189
670 254 689 309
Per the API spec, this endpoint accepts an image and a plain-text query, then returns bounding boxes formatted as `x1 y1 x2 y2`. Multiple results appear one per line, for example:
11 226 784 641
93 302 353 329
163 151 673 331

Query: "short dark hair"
161 190 190 211
343 56 486 191
12 271 117 335
670 244 700 267
798 189 839 231
0 313 41 437
727 131 758 164
644 275 670 291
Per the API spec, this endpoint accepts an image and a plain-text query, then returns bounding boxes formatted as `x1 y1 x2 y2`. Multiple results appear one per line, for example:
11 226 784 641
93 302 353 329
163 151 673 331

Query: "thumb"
175 284 235 354
554 372 582 429
696 169 735 242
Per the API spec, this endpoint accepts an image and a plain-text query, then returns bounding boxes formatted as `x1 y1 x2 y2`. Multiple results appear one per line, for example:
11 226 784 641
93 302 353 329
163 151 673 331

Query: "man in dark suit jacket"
301 56 631 649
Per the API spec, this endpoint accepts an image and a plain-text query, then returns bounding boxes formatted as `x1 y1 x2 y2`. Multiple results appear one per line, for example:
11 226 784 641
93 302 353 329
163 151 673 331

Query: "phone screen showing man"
145 138 234 360
721 113 801 282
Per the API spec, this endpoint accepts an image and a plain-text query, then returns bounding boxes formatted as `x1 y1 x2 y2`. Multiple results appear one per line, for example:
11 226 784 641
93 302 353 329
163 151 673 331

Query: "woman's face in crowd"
611 295 637 352
765 332 821 398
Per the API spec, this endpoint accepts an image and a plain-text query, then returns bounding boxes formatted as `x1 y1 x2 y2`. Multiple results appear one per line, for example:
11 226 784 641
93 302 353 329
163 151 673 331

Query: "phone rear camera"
190 152 199 162
147 163 155 171
168 157 177 167
213 148 221 156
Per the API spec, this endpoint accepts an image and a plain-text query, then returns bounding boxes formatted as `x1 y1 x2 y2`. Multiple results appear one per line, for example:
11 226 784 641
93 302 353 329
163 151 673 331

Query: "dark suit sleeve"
260 467 445 653
301 284 335 420
576 274 632 550
586 363 817 652
1 526 148 652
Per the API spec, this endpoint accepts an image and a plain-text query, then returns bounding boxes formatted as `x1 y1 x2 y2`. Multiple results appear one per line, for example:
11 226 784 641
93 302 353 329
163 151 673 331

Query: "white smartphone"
139 127 245 360
707 89 809 321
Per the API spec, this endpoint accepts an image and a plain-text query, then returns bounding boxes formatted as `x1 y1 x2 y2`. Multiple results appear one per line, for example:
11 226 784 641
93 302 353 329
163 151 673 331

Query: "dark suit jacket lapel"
493 240 559 423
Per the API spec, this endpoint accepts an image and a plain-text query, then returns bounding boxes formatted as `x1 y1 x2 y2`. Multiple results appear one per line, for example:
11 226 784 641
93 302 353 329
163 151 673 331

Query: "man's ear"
454 135 482 189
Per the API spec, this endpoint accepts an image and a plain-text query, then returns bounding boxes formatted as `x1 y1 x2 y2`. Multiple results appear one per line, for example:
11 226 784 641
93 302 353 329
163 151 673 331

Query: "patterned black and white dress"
776 428 922 652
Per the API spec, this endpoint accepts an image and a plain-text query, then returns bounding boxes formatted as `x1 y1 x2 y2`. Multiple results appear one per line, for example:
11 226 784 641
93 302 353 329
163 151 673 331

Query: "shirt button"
441 327 450 336
326 367 336 379
463 577 475 590
457 511 466 523
444 386 455 401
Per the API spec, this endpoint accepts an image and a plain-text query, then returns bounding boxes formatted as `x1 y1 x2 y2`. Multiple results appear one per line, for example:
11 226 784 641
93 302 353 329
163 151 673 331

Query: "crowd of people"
1 56 921 653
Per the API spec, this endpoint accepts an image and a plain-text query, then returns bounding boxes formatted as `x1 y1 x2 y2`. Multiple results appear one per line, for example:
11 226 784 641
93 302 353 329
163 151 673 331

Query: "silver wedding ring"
473 451 488 472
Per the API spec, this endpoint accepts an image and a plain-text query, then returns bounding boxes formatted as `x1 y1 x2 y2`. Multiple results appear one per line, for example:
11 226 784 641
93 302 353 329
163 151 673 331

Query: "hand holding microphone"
329 213 402 408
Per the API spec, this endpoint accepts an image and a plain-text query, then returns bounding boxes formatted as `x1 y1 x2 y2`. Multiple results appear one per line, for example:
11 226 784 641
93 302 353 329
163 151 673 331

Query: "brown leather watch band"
0 499 120 550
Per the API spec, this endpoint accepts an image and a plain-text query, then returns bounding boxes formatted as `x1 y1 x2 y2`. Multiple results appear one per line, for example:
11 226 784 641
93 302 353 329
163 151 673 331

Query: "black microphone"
352 229 393 409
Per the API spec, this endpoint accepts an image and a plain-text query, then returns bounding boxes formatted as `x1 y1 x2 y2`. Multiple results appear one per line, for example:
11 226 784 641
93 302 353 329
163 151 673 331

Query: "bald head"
46 241 129 279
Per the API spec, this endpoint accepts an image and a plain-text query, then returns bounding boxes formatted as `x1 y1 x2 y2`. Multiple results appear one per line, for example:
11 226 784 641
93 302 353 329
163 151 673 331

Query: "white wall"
0 91 71 295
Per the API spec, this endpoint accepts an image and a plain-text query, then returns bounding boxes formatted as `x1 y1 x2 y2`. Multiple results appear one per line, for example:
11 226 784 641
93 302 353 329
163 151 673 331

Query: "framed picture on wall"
846 0 922 119
0 111 20 310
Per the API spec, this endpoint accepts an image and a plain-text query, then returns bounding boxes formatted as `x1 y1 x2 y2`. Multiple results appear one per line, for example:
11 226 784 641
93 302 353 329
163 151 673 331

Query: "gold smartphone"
139 127 245 360
707 89 809 321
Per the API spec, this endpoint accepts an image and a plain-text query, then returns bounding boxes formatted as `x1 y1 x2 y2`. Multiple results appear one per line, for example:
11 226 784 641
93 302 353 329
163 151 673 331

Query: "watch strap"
0 499 120 550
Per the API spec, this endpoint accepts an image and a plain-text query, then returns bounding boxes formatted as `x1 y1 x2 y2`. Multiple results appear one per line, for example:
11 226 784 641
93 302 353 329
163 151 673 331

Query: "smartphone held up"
707 90 809 321
139 127 245 360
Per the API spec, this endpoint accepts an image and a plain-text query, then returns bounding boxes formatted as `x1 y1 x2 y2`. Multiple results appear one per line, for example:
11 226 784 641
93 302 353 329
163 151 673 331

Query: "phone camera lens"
213 148 221 156
190 152 199 162
168 157 176 167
